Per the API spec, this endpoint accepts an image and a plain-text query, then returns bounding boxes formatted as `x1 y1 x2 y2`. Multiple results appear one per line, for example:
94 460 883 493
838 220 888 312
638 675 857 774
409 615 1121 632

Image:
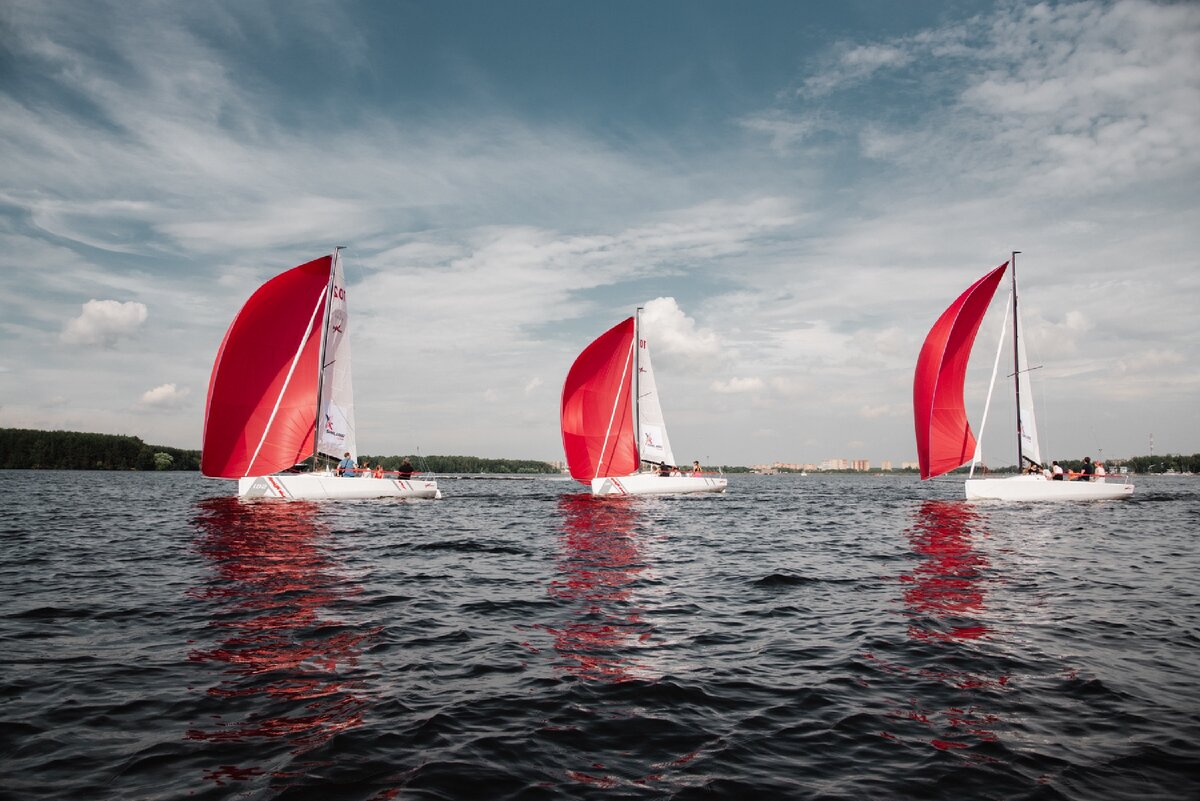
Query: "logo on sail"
323 413 345 442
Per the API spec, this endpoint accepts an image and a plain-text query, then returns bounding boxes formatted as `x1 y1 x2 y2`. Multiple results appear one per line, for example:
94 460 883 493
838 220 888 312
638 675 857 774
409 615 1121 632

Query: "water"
2 471 1198 800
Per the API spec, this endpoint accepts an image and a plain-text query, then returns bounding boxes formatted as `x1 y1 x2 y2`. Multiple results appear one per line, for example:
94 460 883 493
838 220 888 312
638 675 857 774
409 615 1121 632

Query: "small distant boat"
201 250 439 500
913 253 1132 502
561 308 727 496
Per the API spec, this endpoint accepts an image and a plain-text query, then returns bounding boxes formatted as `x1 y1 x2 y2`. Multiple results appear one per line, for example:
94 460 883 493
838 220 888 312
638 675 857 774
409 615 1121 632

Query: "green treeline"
5 427 1195 475
357 454 558 474
0 428 201 470
1104 453 1200 474
975 454 1200 474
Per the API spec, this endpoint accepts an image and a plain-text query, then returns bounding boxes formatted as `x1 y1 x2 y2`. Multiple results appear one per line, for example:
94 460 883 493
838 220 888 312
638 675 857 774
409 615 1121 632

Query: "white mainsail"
316 253 357 462
636 336 676 468
1014 300 1042 468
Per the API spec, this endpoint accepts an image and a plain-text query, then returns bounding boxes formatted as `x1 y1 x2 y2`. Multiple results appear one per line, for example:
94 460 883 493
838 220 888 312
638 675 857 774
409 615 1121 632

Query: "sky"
1 0 1198 467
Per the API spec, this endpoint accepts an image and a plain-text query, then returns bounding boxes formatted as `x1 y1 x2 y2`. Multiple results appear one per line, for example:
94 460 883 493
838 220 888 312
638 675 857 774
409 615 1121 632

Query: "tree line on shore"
4 428 1196 475
353 454 558 474
954 454 1200 475
0 428 201 471
0 428 560 474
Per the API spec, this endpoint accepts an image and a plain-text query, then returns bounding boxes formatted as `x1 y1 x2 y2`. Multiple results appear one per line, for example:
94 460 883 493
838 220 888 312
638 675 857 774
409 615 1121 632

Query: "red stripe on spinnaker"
202 256 332 478
913 263 1008 480
561 318 639 484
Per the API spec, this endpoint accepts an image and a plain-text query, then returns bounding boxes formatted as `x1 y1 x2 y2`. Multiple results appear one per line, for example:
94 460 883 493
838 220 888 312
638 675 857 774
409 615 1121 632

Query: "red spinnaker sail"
560 317 639 484
202 256 332 478
913 263 1008 480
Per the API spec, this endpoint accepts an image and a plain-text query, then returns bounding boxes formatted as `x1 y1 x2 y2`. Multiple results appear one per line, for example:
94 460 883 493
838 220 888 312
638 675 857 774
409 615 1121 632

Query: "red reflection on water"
875 500 1009 754
901 500 991 642
187 498 371 757
540 494 653 683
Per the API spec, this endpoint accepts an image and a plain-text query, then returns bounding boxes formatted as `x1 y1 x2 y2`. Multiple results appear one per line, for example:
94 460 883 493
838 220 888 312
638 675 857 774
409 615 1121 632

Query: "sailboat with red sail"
201 250 439 500
561 308 727 496
913 253 1132 501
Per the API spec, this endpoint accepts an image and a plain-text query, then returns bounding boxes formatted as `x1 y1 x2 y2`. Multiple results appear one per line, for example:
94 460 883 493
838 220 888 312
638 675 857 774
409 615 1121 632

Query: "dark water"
2 472 1198 800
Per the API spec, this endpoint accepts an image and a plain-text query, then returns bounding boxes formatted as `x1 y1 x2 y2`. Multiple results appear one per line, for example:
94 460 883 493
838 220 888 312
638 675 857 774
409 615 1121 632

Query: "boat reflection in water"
542 494 654 683
902 500 992 643
873 500 1008 755
187 498 375 782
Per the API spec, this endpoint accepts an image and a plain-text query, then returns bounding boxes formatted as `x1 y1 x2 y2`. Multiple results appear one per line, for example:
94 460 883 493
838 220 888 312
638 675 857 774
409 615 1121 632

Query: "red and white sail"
913 263 1008 480
202 255 332 479
315 253 356 461
635 334 676 468
560 317 639 483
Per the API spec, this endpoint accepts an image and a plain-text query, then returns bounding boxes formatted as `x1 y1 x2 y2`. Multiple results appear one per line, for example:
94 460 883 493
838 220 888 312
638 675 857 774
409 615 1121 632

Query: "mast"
634 306 643 468
1010 250 1023 468
311 247 342 469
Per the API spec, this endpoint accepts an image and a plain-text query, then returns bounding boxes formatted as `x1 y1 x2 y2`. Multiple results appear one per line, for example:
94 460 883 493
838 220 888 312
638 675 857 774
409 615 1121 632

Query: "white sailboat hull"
965 475 1133 501
238 474 440 500
590 473 728 496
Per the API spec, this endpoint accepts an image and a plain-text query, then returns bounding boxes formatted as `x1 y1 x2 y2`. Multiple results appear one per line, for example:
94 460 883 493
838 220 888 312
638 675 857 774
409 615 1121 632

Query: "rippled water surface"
2 471 1199 800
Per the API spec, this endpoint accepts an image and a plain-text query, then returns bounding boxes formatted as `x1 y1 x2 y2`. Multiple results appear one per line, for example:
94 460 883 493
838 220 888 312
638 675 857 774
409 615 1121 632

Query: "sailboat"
913 253 1132 501
560 308 727 496
201 250 439 500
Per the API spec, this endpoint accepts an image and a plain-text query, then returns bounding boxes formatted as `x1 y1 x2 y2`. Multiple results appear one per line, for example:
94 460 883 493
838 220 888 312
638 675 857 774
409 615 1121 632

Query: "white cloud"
858 404 899 419
61 299 148 346
640 297 720 361
139 383 190 410
801 43 913 97
1 1 1196 466
710 377 765 394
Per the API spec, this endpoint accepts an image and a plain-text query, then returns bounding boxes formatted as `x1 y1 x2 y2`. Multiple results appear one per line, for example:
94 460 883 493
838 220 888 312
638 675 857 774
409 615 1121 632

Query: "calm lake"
1 471 1198 800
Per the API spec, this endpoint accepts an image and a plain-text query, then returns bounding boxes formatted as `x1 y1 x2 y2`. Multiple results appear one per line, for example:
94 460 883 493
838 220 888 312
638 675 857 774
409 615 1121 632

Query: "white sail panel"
316 254 357 461
636 337 676 467
1015 301 1042 468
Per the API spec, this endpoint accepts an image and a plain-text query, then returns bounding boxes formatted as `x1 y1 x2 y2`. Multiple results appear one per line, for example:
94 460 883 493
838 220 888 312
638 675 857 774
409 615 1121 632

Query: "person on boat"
692 460 702 476
1095 462 1107 479
337 452 356 477
658 463 671 477
359 459 371 477
1073 456 1095 482
396 458 414 479
373 464 385 479
1051 461 1064 480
